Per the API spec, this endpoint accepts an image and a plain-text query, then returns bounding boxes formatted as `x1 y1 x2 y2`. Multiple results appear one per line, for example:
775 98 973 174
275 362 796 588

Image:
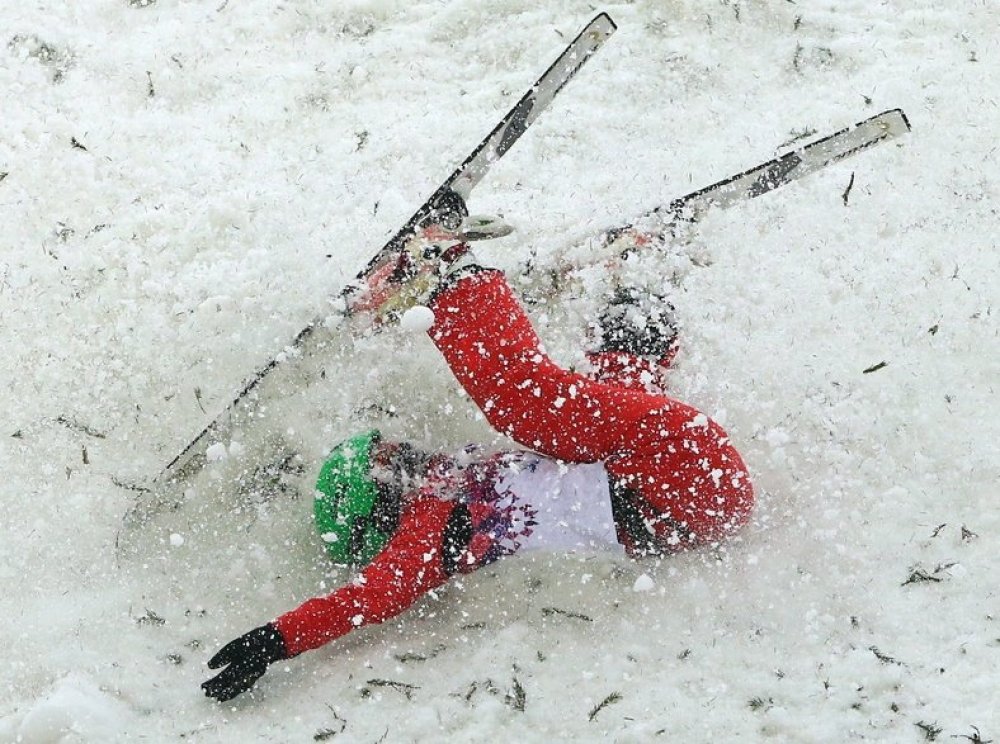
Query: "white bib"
493 457 620 554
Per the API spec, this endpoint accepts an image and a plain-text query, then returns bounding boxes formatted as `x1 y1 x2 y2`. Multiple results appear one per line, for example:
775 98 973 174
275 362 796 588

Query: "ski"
521 108 911 298
626 108 912 244
645 107 911 235
120 14 617 534
350 14 617 282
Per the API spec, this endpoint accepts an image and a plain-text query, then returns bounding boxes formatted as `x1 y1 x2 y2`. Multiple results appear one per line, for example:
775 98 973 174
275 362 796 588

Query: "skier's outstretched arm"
202 495 470 701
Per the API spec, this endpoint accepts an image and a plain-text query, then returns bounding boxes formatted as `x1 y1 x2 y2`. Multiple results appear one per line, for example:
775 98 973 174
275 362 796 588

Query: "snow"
399 304 436 333
1 0 998 742
632 574 655 593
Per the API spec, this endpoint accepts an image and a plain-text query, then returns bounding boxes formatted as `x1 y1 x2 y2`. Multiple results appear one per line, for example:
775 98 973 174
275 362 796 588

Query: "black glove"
202 624 287 702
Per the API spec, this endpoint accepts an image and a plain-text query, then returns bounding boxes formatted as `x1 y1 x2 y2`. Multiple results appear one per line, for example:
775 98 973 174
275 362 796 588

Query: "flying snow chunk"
686 413 709 429
632 573 655 592
205 442 228 462
169 533 184 547
400 305 435 332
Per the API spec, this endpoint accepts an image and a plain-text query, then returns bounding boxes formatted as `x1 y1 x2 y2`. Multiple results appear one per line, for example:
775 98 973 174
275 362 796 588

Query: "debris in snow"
110 475 150 493
313 704 346 740
901 569 939 586
362 679 419 700
915 721 943 741
55 416 107 439
955 725 992 744
588 692 622 722
862 361 888 374
778 126 818 149
9 34 74 82
342 17 376 38
961 525 978 541
505 677 526 712
841 171 855 206
393 644 446 663
455 681 479 703
901 564 954 586
134 608 166 626
541 607 592 622
869 646 904 666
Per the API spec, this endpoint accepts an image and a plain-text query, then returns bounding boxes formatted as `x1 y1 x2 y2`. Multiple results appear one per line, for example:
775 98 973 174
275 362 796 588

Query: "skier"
202 222 755 702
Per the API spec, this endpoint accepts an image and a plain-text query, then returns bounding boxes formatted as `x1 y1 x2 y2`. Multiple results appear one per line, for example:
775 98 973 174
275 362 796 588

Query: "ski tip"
875 107 912 133
893 108 912 132
593 12 618 32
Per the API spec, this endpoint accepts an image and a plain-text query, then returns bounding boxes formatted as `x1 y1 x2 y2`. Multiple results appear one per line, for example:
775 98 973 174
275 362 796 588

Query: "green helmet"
314 430 396 566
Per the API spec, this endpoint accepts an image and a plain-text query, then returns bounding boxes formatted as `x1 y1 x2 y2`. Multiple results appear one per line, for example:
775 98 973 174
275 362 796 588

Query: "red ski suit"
274 269 753 657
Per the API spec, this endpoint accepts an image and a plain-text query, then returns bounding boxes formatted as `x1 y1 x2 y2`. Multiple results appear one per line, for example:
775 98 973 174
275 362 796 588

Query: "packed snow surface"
2 0 997 742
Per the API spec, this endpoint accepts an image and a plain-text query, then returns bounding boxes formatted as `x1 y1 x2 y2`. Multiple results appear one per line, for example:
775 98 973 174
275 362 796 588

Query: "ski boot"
345 214 514 325
587 285 680 394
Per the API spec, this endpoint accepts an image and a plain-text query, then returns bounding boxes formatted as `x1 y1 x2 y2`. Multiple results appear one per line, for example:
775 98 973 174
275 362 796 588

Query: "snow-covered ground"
2 0 998 741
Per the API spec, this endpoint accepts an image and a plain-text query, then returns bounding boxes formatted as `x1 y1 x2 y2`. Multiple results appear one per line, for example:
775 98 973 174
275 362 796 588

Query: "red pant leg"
429 269 657 462
428 269 753 546
586 350 667 394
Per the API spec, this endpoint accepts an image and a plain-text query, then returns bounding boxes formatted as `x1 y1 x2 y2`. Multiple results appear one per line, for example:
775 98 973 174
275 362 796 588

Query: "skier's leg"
427 266 753 549
428 267 658 462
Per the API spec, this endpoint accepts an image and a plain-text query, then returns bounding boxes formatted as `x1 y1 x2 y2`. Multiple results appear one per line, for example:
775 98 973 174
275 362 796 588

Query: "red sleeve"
273 496 456 657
